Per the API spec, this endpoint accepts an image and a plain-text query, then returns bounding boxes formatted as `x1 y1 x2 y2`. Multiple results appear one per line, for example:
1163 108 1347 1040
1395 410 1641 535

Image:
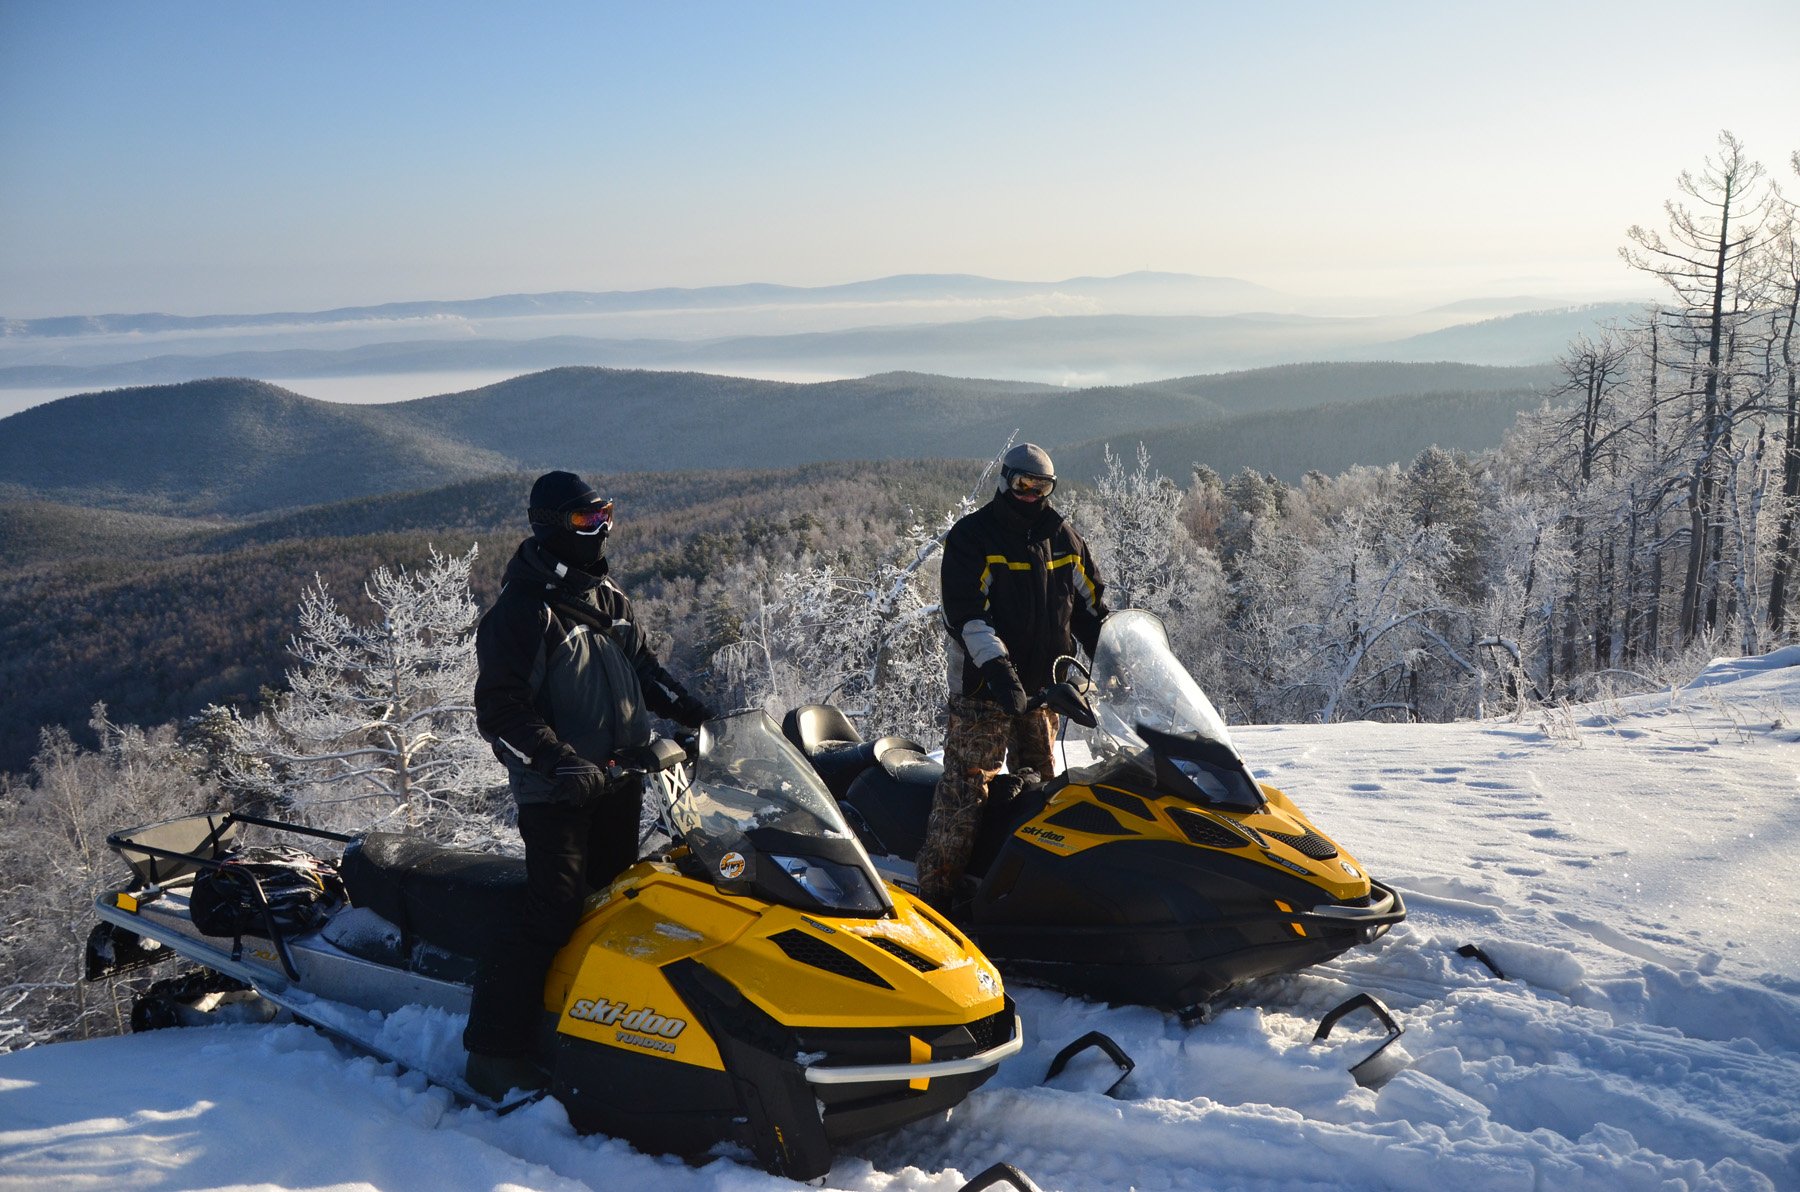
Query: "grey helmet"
1000 443 1056 497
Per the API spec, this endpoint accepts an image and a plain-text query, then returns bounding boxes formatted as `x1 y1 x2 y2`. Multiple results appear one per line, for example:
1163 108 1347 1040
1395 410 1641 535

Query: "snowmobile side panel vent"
1044 801 1137 837
865 936 937 972
768 929 893 988
1264 828 1339 860
1168 808 1253 850
1094 788 1154 822
963 1006 1016 1052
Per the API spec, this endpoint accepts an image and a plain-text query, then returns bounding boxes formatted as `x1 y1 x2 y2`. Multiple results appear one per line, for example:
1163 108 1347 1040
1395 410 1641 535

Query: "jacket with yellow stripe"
940 491 1109 701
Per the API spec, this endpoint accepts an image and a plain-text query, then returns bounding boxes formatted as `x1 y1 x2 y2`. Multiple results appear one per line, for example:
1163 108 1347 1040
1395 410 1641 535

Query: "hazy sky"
2 1 1796 318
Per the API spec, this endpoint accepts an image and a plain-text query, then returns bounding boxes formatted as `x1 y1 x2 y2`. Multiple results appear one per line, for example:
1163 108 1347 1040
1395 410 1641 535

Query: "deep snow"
3 649 1798 1191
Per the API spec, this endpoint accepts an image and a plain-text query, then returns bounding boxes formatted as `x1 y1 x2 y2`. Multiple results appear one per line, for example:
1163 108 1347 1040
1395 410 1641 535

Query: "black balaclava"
528 470 610 569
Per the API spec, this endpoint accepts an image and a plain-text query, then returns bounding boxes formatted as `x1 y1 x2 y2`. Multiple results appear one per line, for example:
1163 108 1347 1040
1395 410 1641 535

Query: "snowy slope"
3 651 1797 1191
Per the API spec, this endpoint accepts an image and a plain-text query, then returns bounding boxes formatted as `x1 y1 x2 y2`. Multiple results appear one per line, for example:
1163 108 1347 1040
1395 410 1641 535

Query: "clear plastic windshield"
665 711 889 914
1084 610 1246 772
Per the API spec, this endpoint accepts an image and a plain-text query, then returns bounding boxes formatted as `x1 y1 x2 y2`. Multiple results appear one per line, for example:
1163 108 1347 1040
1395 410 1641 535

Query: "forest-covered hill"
1057 386 1553 483
0 362 1556 515
0 461 974 774
0 359 1562 772
0 379 516 513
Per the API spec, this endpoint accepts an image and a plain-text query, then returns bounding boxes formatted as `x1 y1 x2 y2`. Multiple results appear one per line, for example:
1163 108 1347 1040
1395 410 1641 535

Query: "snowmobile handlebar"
1027 679 1098 728
609 737 690 776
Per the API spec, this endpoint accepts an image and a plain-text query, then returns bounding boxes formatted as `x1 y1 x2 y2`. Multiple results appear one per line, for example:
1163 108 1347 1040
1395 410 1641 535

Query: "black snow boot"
465 1051 549 1101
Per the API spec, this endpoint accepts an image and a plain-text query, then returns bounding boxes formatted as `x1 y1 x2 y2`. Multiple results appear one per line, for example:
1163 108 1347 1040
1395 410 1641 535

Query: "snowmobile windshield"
1085 611 1264 810
672 711 892 917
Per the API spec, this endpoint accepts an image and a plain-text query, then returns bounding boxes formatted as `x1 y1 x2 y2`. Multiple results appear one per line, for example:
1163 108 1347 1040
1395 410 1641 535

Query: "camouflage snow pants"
914 694 1057 911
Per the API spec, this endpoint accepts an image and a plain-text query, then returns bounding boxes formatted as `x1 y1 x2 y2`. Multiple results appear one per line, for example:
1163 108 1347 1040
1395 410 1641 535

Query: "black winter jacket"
939 492 1109 701
474 540 692 804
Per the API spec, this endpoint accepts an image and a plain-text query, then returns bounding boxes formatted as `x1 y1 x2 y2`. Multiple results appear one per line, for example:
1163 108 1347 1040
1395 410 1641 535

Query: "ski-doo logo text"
569 998 688 1041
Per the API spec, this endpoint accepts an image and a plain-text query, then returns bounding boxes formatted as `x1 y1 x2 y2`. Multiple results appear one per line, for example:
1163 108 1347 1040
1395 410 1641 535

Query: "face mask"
548 525 607 567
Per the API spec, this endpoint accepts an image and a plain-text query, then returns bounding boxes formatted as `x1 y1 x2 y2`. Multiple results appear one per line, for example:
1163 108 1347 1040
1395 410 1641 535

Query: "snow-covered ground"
4 650 1798 1191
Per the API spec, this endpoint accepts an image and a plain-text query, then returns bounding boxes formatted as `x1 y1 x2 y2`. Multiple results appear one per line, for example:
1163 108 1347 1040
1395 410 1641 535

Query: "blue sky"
2 1 1796 317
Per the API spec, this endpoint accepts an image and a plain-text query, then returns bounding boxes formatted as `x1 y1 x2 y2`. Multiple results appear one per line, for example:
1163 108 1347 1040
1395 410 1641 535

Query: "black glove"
549 748 608 804
668 693 714 729
980 657 1030 716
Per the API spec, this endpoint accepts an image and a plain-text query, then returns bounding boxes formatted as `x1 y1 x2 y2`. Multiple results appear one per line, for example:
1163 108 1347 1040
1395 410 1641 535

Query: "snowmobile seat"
338 832 527 961
783 704 871 796
841 740 943 859
784 703 861 751
783 703 929 798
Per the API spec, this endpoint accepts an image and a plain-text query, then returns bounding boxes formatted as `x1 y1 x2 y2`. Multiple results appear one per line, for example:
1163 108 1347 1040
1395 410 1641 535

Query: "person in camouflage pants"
916 443 1108 911
914 695 1056 904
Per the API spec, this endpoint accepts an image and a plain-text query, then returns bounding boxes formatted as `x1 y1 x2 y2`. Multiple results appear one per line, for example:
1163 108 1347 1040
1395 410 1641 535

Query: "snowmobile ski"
1312 992 1406 1087
956 1163 1046 1192
1042 1030 1134 1097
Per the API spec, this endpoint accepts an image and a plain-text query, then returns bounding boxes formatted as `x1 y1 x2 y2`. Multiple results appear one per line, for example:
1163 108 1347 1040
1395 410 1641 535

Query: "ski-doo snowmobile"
784 610 1406 1013
87 711 1020 1181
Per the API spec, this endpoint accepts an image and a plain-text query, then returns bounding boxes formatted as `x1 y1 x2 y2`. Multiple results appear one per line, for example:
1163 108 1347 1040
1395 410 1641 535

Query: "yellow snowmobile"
87 711 1020 1180
788 610 1406 1014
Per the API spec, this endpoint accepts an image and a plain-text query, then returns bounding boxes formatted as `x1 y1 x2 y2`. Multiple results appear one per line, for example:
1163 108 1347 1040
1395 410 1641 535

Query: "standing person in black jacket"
915 443 1109 911
462 470 712 1099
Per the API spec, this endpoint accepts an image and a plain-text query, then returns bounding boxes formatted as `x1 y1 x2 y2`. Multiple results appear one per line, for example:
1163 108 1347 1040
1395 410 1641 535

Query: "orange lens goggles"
564 501 614 532
1009 473 1055 498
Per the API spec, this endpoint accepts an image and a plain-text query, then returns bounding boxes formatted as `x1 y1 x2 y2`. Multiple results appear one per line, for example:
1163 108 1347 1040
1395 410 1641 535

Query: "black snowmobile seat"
841 740 944 860
338 832 527 961
783 703 933 799
781 704 868 797
783 704 861 752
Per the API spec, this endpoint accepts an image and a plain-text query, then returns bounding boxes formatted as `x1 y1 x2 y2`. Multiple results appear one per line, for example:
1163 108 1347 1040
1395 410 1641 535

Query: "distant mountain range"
0 272 1649 396
0 305 1644 391
0 362 1558 516
0 272 1296 338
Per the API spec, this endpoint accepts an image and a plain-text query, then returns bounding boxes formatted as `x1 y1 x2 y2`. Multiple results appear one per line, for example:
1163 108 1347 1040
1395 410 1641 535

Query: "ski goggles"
1008 472 1056 498
531 500 614 535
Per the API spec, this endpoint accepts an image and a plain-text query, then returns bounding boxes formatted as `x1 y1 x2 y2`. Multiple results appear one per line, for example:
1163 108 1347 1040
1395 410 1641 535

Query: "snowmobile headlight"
770 853 885 913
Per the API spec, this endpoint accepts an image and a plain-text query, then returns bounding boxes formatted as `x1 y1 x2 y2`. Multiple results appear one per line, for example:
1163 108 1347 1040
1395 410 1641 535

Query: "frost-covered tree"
1072 443 1229 690
0 708 215 1050
1234 471 1478 723
711 456 1007 747
1763 162 1800 637
1623 130 1781 642
242 545 507 844
717 507 966 747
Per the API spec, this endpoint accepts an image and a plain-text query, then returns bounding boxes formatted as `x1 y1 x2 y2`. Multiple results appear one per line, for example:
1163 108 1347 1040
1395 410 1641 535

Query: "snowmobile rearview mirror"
1031 680 1097 728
